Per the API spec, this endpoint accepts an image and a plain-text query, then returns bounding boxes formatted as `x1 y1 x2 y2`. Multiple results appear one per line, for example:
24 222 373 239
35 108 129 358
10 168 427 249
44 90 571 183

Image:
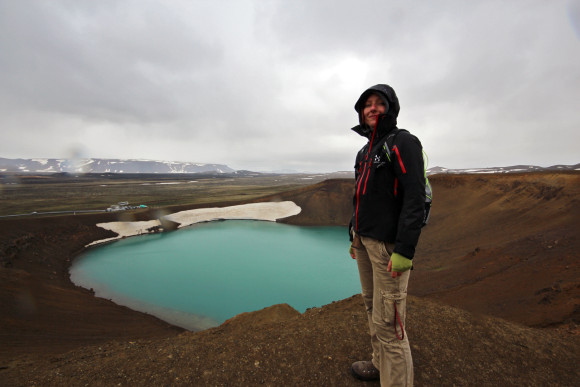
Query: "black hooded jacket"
351 84 425 259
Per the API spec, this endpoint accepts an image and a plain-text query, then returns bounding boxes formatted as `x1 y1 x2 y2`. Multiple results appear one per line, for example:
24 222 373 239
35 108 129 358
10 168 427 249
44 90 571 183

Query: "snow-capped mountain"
0 158 234 174
427 164 580 175
1 157 578 175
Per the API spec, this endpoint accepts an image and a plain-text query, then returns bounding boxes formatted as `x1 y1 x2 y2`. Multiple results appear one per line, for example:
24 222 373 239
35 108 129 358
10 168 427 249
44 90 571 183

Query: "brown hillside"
0 172 579 386
257 178 354 226
262 172 580 328
271 172 580 329
412 172 580 328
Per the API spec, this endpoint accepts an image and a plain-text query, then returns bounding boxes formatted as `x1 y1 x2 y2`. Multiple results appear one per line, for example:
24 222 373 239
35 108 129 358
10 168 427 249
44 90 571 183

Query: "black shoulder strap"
386 128 409 147
383 128 408 162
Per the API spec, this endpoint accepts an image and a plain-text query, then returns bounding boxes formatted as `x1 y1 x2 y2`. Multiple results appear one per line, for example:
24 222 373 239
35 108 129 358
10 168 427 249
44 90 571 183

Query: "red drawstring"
367 119 378 155
394 301 404 340
362 161 372 195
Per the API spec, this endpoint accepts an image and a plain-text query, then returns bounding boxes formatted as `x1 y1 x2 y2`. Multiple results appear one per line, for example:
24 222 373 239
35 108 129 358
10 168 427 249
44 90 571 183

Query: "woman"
349 84 426 386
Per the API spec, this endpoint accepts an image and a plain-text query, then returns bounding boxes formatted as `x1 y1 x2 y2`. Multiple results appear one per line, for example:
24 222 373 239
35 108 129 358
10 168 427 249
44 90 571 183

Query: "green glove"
390 252 413 272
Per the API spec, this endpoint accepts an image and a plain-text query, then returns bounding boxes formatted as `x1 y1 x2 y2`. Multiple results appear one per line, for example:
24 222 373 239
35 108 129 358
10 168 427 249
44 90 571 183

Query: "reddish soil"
0 172 579 386
412 173 580 329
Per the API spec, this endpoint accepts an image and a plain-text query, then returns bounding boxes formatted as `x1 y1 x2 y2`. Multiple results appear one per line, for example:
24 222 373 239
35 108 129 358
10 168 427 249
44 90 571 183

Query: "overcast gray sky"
1 0 579 172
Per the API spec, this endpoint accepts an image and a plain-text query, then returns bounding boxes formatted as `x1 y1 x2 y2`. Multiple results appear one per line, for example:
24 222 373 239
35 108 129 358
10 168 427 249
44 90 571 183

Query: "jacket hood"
352 84 400 137
354 84 400 116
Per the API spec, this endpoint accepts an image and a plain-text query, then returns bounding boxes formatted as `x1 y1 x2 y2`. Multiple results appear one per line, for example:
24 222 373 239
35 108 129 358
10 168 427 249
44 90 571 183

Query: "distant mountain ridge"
0 158 234 174
427 163 580 175
0 157 578 175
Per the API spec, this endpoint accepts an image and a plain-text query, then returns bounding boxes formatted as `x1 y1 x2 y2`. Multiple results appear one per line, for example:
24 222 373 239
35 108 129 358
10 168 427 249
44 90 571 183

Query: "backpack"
383 129 433 227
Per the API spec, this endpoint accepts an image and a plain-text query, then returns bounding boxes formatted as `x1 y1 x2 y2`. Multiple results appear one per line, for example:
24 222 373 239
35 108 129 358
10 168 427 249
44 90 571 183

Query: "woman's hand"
388 252 412 278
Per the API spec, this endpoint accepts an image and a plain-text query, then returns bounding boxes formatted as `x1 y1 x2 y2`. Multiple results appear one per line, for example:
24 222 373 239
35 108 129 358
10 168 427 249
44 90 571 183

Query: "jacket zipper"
354 120 379 231
354 161 367 230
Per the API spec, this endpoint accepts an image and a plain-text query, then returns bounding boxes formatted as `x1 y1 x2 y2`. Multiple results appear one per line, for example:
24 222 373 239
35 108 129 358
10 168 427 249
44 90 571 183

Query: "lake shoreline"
73 219 357 331
1 185 349 360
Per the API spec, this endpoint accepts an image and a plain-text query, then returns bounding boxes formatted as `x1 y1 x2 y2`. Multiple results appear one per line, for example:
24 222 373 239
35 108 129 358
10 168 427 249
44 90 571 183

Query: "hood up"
352 84 400 137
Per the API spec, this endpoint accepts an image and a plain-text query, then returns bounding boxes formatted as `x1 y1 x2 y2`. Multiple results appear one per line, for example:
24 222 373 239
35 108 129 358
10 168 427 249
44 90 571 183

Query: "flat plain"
0 172 350 216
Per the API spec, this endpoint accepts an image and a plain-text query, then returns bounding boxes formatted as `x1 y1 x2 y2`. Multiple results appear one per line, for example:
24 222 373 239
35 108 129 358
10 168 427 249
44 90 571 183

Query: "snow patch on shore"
87 201 301 246
164 201 301 226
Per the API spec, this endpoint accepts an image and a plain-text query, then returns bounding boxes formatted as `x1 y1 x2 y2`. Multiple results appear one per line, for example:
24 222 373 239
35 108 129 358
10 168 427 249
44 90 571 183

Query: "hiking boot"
351 360 380 381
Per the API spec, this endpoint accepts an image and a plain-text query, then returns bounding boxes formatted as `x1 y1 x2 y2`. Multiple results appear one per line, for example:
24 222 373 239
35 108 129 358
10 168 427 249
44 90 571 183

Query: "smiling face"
363 93 387 128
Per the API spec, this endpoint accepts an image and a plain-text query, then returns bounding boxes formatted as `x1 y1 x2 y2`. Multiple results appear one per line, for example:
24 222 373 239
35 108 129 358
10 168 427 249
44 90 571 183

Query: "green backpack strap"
423 150 432 225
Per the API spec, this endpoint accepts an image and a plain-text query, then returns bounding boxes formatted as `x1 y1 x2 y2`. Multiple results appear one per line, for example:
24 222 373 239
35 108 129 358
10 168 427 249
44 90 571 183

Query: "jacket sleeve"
391 131 425 259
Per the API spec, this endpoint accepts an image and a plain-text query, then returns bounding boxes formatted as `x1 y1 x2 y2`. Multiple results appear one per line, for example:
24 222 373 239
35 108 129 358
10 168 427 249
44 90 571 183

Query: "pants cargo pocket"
381 290 407 341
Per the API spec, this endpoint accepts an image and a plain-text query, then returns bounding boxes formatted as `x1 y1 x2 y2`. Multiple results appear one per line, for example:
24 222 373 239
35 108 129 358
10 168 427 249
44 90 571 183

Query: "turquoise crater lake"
70 220 361 330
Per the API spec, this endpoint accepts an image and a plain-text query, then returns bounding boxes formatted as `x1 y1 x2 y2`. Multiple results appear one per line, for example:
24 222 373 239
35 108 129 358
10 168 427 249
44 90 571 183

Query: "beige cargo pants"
353 233 413 387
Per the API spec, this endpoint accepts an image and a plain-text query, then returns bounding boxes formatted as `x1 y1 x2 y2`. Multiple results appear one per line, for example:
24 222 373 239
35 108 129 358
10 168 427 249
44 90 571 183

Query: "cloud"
0 0 578 172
